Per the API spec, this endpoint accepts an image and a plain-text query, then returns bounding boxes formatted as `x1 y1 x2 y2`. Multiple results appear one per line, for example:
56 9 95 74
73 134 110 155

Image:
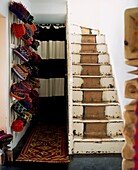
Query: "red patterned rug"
16 123 70 163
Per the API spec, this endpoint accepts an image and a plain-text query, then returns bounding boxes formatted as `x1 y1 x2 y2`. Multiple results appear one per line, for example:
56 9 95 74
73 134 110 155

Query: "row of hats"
9 1 41 132
10 73 40 132
9 1 40 51
10 45 42 132
12 45 42 80
10 79 40 132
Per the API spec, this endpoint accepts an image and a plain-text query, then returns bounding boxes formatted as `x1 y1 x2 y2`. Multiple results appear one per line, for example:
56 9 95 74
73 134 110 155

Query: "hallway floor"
0 97 123 170
0 154 122 170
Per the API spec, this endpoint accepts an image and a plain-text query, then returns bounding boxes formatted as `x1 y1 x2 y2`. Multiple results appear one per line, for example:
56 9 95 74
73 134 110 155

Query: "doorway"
36 24 67 126
14 24 69 163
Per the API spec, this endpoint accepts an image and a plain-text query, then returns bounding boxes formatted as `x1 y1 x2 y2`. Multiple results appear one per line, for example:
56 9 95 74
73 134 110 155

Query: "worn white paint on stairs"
72 90 118 102
72 53 110 64
70 24 100 35
73 141 124 154
72 64 112 75
67 23 124 154
73 76 115 88
73 105 121 119
73 121 123 138
70 34 106 44
71 43 108 53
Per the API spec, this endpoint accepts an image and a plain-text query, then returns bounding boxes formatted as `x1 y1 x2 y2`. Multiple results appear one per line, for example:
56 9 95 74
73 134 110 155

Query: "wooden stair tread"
73 119 123 123
71 33 103 36
73 75 113 78
73 88 116 91
73 102 120 106
73 63 111 66
74 136 125 142
72 52 108 55
71 42 106 45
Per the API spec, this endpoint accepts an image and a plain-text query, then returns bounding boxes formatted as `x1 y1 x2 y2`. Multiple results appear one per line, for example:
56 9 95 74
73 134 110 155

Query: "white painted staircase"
69 24 125 154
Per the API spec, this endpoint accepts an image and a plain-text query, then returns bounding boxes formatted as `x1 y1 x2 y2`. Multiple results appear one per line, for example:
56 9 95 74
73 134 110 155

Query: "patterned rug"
16 123 70 163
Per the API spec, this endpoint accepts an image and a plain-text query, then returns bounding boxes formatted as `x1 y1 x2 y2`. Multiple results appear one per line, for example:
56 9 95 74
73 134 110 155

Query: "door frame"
66 0 74 155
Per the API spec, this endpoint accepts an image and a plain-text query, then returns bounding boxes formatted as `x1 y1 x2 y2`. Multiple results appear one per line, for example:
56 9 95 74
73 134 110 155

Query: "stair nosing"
73 75 113 78
73 88 117 91
71 23 100 31
73 137 125 142
72 52 109 55
73 102 120 106
72 63 111 66
71 42 106 44
73 119 123 123
71 33 105 36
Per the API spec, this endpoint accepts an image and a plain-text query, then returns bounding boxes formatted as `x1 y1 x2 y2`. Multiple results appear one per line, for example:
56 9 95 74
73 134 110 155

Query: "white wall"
70 0 138 113
0 0 10 133
30 0 67 23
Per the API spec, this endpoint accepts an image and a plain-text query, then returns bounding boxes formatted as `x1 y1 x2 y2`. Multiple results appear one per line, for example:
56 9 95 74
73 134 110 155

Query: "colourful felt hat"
12 23 26 39
25 23 37 36
13 45 30 62
9 1 34 24
10 84 26 100
11 119 24 132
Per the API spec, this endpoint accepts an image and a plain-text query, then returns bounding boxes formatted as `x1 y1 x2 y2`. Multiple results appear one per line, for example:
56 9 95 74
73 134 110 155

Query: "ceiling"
29 0 67 24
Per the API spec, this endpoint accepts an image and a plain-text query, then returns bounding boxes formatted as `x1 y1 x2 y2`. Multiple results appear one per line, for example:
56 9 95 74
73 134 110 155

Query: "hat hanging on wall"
12 23 37 45
9 1 34 24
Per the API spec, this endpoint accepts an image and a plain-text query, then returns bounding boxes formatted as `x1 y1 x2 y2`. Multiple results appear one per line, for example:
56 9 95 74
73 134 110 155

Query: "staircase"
70 24 125 154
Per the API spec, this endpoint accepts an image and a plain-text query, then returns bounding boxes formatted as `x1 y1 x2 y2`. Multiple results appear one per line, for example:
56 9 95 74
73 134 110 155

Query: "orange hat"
25 23 37 36
12 23 26 39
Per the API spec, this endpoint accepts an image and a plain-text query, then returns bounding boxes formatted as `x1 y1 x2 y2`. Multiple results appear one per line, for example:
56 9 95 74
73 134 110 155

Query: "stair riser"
73 141 124 154
73 77 114 88
70 25 99 35
84 122 107 138
73 105 121 119
71 35 105 44
72 65 112 75
71 44 107 53
72 54 110 64
81 27 90 34
73 90 118 102
73 122 123 138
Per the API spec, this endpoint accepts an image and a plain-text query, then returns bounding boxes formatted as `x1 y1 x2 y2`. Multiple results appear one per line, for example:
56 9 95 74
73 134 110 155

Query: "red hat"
12 23 26 39
11 119 24 132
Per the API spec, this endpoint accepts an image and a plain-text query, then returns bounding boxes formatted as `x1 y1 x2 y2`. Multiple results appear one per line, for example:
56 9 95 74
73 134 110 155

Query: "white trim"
66 0 74 155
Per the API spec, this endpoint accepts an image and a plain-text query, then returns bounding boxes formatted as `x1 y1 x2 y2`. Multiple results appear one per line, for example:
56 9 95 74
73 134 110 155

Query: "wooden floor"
1 154 122 170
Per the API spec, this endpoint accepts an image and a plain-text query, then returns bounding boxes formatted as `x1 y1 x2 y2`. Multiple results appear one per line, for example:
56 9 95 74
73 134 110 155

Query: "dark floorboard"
0 154 122 170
